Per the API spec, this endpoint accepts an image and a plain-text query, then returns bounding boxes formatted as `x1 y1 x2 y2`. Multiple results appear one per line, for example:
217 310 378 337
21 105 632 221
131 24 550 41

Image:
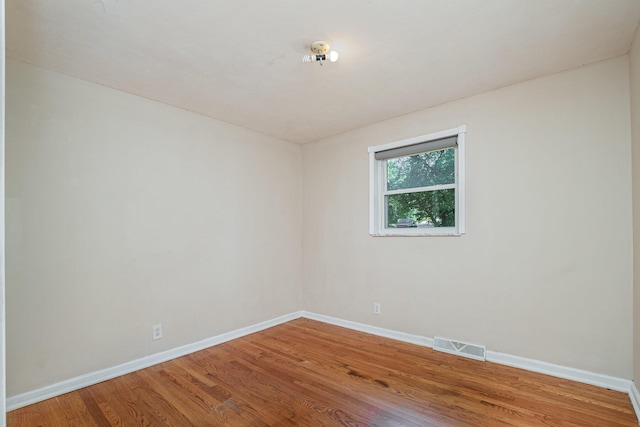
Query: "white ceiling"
7 1 640 144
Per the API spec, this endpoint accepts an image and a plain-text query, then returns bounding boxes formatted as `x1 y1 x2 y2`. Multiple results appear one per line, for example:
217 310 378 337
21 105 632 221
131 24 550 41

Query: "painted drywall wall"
1 0 7 422
5 59 302 395
631 26 640 386
302 56 633 379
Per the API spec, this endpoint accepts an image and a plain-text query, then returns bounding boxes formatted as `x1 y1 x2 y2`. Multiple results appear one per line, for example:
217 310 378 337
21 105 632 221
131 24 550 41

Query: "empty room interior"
5 0 640 425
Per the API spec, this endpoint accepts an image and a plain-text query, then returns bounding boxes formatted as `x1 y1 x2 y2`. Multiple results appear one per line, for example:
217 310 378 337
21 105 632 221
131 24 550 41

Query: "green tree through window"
386 148 455 227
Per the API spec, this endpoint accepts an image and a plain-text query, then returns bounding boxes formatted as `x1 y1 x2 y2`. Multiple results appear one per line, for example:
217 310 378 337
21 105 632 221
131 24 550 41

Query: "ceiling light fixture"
302 40 339 66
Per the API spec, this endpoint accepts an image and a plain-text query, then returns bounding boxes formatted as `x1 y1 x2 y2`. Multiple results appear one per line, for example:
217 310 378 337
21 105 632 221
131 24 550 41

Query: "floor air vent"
433 336 486 361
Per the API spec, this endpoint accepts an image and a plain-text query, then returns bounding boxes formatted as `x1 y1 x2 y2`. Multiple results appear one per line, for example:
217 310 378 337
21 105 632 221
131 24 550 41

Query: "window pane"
387 148 455 191
386 189 455 228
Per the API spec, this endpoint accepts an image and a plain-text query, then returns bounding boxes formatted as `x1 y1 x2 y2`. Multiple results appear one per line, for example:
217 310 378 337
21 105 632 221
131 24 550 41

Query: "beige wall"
302 56 633 378
1 0 6 417
6 51 637 398
631 26 640 386
5 59 302 395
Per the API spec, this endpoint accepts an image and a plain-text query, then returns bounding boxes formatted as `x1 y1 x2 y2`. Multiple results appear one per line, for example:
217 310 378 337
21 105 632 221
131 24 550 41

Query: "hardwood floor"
8 318 638 426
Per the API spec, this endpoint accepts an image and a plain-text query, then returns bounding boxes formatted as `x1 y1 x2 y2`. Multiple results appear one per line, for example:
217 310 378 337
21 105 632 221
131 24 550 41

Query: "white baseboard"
630 381 640 423
485 350 631 393
7 310 640 425
301 311 433 348
6 311 304 411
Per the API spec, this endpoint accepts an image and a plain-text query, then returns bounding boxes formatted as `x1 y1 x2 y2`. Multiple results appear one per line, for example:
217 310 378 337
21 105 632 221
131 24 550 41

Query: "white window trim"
368 125 466 237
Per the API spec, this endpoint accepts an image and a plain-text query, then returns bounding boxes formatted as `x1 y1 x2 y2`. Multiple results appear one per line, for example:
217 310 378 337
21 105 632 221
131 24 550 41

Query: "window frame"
368 125 466 236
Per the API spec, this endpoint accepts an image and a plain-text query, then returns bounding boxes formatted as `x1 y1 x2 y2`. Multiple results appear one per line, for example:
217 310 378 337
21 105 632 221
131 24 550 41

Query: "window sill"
371 229 463 237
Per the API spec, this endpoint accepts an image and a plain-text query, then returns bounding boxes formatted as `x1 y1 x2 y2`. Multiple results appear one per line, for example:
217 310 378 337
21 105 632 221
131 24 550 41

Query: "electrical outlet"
373 302 381 315
152 324 163 340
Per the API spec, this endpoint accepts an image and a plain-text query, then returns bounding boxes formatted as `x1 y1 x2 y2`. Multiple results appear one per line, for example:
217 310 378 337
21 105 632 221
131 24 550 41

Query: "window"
369 125 466 236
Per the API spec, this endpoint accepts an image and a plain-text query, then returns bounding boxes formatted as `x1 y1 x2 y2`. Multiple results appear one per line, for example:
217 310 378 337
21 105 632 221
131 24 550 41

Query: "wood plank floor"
8 318 638 426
